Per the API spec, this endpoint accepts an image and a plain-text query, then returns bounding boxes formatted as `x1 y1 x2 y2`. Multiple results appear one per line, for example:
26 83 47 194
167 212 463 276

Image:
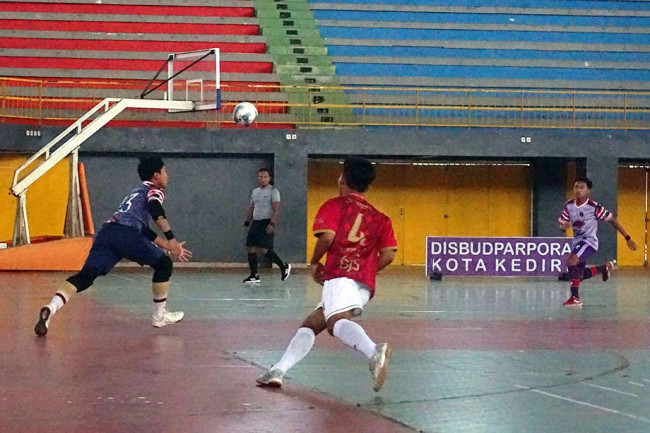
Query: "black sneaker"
281 263 292 281
602 260 615 282
34 306 51 336
243 275 261 284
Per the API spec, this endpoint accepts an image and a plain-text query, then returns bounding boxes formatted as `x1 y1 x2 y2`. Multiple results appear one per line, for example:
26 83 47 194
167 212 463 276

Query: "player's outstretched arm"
151 236 193 262
608 216 637 251
147 197 192 261
153 217 193 262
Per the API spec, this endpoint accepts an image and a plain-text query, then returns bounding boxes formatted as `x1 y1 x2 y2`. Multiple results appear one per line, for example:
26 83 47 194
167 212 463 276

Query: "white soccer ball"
233 102 258 127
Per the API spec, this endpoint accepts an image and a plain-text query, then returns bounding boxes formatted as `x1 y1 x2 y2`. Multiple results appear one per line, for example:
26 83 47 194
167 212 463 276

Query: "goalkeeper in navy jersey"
558 177 636 307
35 156 192 336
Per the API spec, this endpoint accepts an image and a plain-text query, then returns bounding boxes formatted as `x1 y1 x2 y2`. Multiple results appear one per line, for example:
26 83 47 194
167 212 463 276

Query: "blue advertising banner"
426 237 573 277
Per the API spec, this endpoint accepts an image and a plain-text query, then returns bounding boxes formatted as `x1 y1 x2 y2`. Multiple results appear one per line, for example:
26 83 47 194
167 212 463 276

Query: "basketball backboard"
141 48 221 113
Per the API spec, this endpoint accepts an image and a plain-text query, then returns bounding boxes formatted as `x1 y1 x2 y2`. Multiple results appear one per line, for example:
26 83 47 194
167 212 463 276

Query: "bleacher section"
308 0 650 91
0 0 293 128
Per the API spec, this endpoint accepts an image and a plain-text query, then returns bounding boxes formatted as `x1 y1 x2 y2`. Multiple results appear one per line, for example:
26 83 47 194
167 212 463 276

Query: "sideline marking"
585 383 638 397
515 384 650 424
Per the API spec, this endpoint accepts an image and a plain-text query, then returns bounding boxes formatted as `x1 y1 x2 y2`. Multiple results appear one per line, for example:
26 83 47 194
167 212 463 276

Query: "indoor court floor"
2 265 650 433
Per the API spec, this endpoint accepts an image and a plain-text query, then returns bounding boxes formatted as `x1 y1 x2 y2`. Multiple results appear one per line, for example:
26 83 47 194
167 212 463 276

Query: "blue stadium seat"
308 0 650 91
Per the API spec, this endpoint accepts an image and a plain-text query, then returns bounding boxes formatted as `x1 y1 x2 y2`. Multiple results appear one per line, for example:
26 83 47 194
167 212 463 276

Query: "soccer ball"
233 102 258 127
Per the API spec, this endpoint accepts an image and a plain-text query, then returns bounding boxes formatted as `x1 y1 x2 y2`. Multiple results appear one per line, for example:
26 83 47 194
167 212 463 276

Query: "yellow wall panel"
617 167 647 266
27 157 70 238
487 165 531 237
307 161 532 266
363 165 405 265
0 155 28 242
446 165 490 236
306 161 340 262
401 165 448 265
0 154 69 242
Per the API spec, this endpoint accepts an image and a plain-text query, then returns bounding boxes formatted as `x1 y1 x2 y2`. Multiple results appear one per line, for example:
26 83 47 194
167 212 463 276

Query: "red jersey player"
256 157 398 392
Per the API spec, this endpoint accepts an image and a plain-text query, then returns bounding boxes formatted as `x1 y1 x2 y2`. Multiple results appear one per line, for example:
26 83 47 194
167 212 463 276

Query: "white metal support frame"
63 149 84 239
10 98 194 246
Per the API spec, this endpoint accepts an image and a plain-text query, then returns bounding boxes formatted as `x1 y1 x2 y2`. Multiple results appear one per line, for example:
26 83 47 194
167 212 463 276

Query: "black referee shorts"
246 219 274 250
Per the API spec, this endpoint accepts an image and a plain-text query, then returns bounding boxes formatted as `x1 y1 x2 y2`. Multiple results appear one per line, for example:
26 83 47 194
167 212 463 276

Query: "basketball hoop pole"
10 98 194 246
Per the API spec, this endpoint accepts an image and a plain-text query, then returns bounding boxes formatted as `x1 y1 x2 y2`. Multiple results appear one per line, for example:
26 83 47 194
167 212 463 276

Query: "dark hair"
258 167 272 177
343 157 376 193
575 177 593 189
137 156 165 181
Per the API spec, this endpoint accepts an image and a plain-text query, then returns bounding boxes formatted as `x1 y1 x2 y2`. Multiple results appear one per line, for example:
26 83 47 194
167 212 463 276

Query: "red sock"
570 280 580 297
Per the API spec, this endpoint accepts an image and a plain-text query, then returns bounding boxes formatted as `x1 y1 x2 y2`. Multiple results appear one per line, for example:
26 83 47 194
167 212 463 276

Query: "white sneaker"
369 343 392 392
152 309 184 328
256 368 284 387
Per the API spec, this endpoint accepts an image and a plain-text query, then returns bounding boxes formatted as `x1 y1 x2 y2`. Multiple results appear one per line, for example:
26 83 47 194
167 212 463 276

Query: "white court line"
514 385 650 424
643 379 650 383
107 273 141 282
585 383 638 397
629 381 645 387
396 310 446 313
185 297 287 301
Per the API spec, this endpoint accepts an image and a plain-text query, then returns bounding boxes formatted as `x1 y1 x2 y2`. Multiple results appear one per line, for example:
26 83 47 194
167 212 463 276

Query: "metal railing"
1 77 648 130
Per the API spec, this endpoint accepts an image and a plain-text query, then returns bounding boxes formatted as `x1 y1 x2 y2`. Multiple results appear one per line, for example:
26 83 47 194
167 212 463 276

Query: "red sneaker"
563 296 583 307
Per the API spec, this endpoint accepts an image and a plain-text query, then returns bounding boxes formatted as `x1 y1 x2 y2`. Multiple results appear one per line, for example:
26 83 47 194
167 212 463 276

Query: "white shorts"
317 277 371 321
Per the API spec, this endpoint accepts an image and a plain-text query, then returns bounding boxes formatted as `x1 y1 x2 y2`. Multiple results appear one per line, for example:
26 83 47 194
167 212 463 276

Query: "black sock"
247 253 258 276
265 250 285 269
582 268 594 280
571 286 580 297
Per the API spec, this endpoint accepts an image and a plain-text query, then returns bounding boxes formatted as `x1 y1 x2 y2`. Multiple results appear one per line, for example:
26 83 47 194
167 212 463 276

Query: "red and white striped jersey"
559 199 612 250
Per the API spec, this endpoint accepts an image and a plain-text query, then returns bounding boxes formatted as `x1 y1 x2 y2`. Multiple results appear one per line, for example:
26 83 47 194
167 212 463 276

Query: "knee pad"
152 255 173 283
66 267 101 293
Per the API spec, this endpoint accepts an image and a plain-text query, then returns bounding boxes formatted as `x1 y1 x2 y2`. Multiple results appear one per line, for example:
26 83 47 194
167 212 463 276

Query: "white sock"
48 295 66 315
333 319 376 359
274 327 316 373
152 299 167 318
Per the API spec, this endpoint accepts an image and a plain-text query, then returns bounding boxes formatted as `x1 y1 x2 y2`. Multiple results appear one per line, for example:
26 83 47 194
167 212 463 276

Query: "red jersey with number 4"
313 193 398 296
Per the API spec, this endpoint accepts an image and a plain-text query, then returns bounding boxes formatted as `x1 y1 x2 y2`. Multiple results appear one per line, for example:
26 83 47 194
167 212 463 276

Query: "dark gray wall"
82 155 271 261
532 158 569 237
2 123 648 263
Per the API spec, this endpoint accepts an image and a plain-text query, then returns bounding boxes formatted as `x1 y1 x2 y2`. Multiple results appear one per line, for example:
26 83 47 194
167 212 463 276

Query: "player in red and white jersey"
313 191 396 295
256 157 397 392
558 177 636 307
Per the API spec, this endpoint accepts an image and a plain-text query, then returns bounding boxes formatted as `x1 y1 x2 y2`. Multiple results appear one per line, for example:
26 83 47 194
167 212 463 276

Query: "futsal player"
256 156 397 392
558 177 637 306
34 156 192 336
